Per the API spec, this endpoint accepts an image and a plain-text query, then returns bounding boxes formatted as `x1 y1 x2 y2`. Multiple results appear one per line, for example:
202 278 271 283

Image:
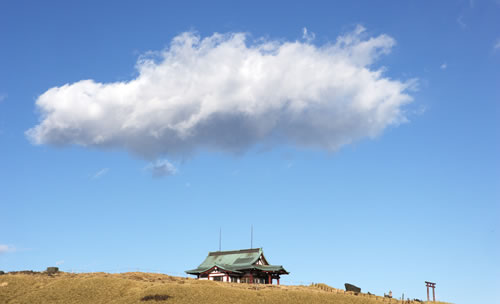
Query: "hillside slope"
0 272 450 304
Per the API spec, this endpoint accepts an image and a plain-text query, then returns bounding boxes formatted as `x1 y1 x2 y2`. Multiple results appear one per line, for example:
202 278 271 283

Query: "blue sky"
0 1 499 303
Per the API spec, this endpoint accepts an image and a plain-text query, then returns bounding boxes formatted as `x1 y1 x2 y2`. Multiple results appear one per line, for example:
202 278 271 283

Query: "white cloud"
55 260 65 266
147 159 177 178
0 244 15 254
412 105 427 116
440 63 447 70
91 168 109 179
494 40 500 51
302 27 315 42
26 27 415 160
457 15 467 28
0 94 6 103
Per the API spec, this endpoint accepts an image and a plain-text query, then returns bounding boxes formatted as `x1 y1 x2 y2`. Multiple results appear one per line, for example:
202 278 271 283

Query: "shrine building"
185 248 289 284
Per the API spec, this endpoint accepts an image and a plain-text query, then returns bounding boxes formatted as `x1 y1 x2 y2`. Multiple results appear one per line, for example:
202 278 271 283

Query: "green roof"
185 248 289 275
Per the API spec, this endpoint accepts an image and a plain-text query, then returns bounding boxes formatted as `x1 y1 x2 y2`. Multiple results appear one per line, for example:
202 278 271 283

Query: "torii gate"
425 281 436 302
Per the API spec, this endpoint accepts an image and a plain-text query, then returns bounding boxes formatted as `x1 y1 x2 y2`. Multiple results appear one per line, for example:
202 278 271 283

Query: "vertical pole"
251 225 253 249
277 277 280 285
426 284 430 302
268 274 271 284
250 273 253 284
432 285 435 302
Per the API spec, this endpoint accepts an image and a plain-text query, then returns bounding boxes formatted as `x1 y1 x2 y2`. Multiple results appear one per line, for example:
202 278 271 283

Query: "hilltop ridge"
0 271 451 304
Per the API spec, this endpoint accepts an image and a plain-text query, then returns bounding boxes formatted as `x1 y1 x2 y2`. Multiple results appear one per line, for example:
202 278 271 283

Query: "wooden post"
250 273 253 284
277 276 280 285
425 282 436 302
268 274 271 284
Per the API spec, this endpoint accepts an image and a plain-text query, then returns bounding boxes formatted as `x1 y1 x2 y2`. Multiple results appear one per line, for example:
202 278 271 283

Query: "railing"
310 283 424 303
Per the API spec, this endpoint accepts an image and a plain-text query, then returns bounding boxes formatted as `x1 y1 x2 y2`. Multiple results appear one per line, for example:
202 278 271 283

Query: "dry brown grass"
0 272 452 304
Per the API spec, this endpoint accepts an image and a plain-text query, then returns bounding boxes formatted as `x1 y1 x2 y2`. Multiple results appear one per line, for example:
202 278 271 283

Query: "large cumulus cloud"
27 26 415 159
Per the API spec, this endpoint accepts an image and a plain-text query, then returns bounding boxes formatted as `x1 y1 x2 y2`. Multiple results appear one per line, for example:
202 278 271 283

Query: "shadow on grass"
141 294 171 301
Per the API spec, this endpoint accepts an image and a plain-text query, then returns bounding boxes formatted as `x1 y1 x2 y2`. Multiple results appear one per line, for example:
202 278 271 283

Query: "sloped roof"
185 248 289 275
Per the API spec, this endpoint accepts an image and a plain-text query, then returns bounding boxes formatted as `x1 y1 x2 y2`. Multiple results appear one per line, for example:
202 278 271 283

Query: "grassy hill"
0 271 451 304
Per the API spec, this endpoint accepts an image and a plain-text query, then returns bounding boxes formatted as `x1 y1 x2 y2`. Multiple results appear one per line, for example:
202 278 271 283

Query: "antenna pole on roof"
251 225 253 249
219 227 222 251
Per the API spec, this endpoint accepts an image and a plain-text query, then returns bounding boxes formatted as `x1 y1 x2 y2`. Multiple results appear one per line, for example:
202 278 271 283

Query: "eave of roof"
254 265 289 274
185 264 244 275
185 264 289 275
